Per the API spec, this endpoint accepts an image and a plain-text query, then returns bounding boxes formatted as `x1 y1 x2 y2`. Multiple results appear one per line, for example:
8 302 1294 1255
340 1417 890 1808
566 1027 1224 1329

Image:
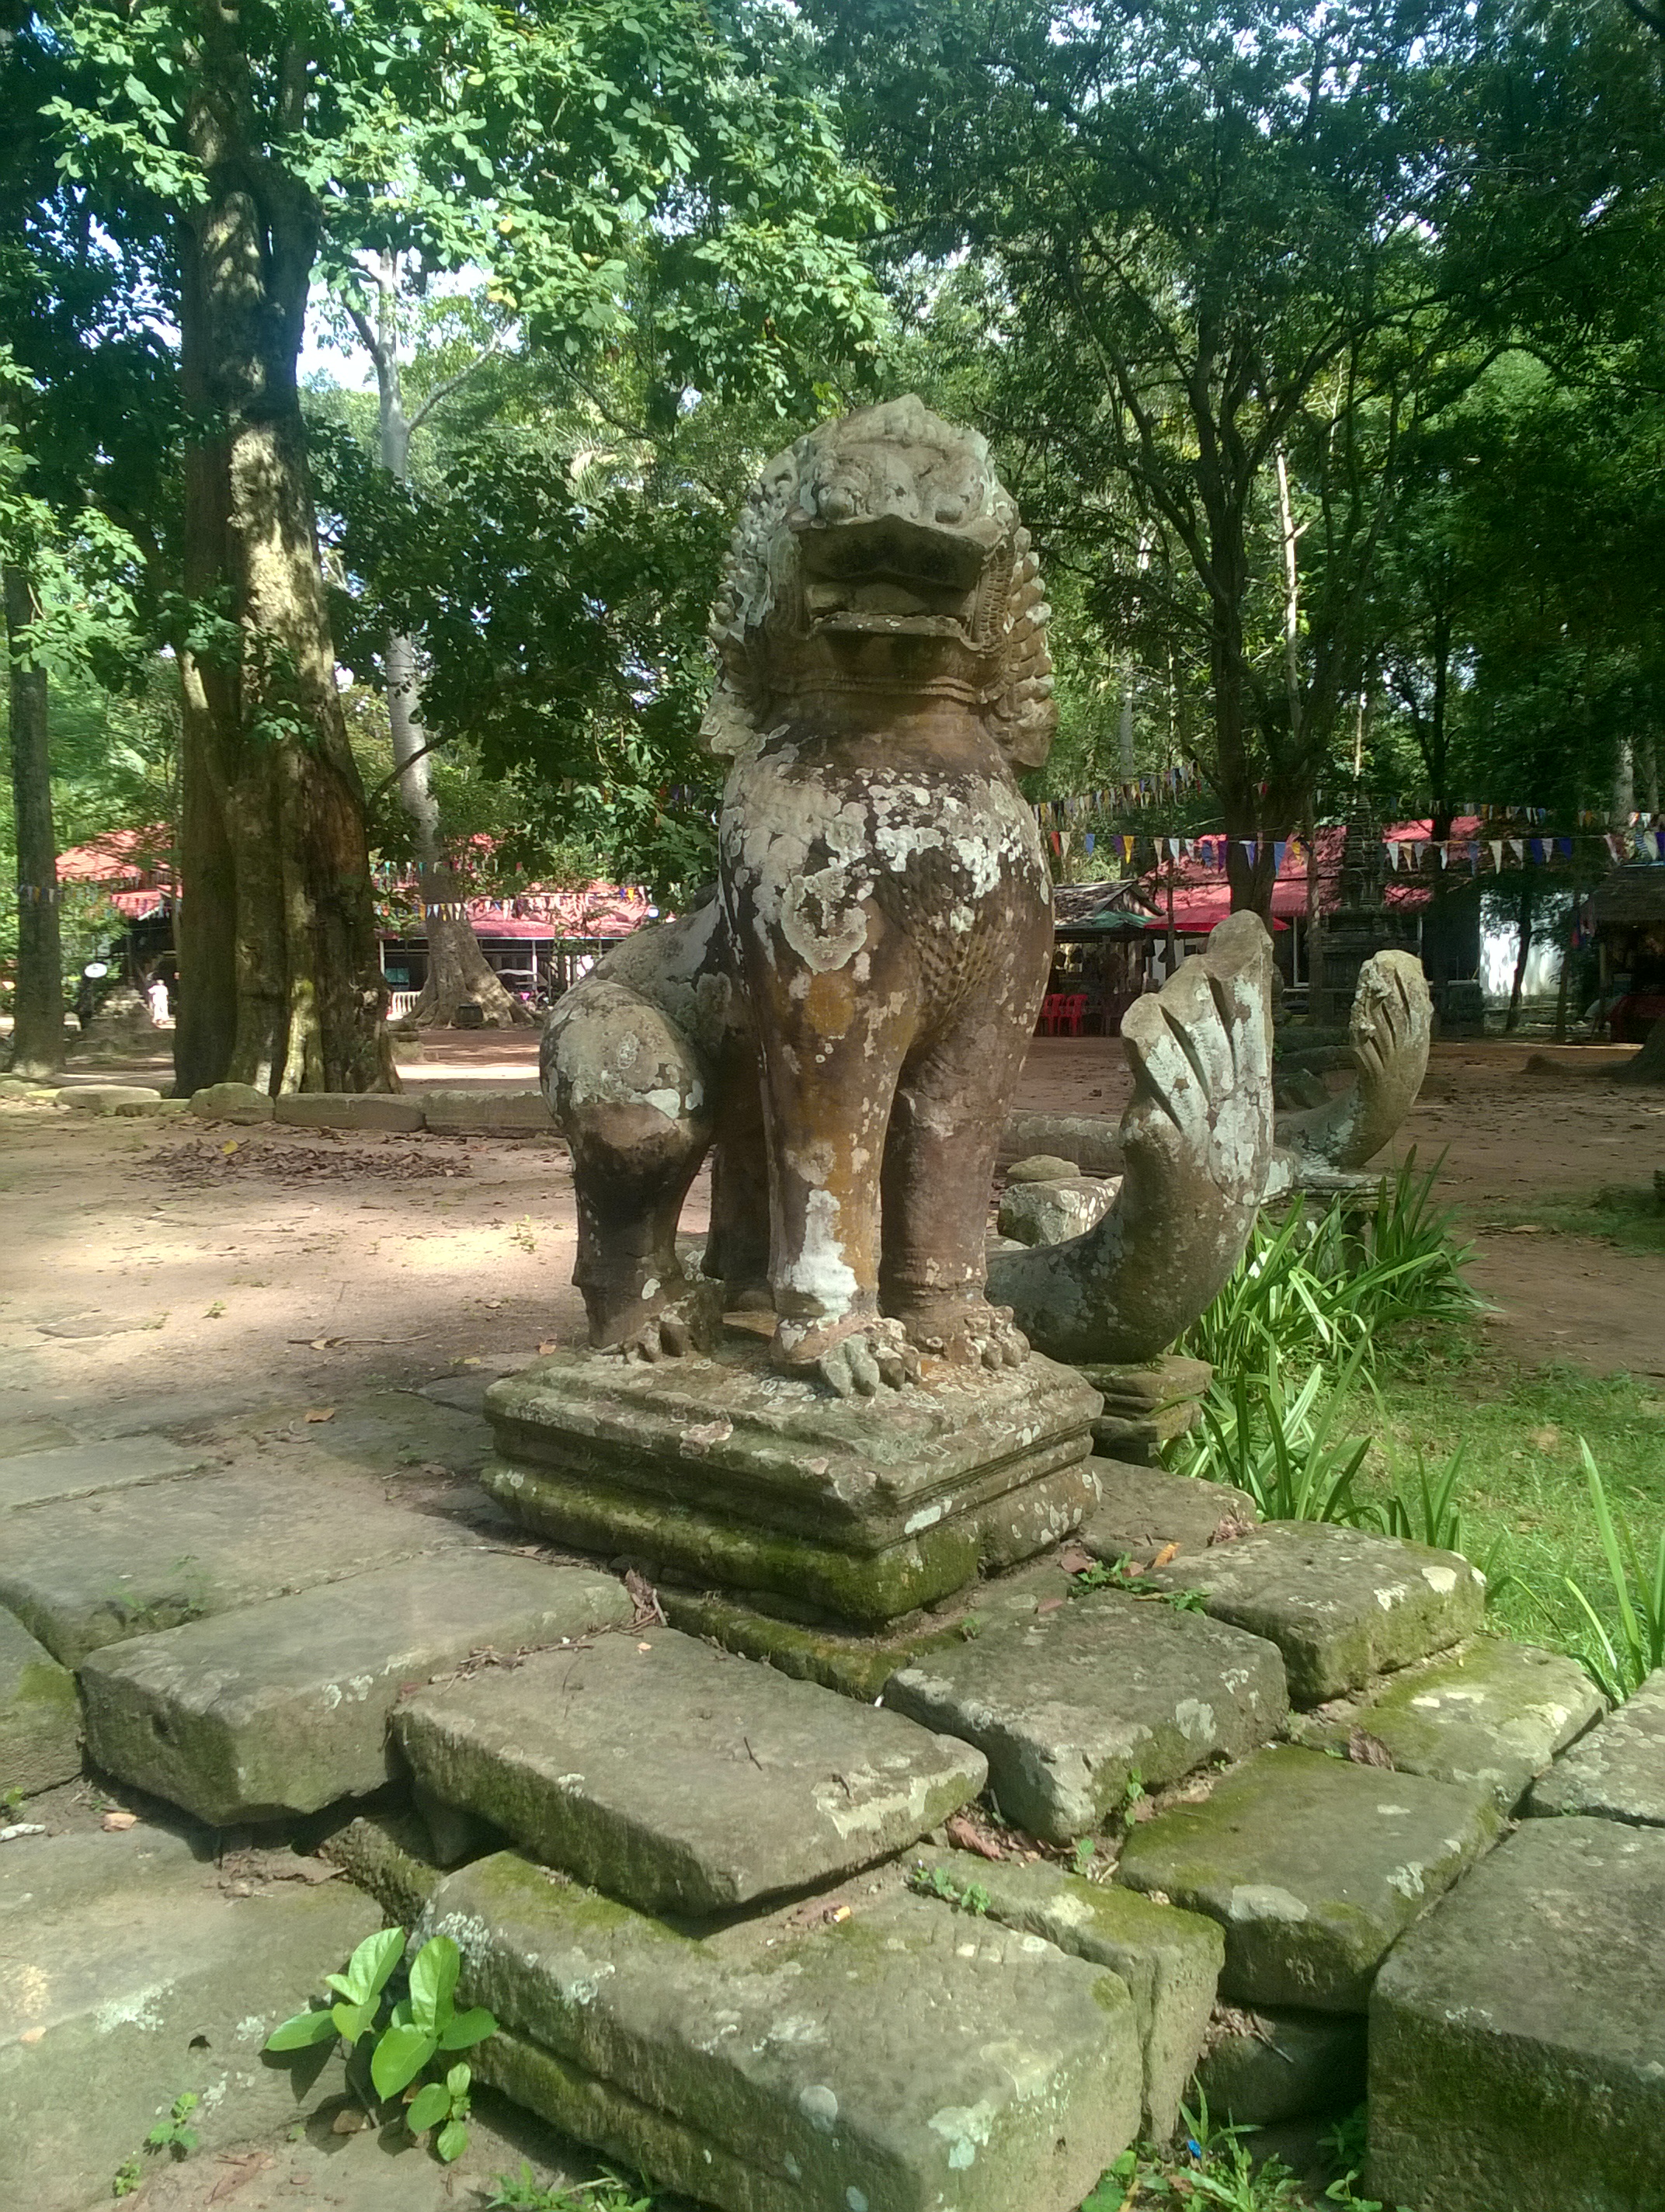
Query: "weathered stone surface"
274 1090 425 1131
883 1590 1288 1844
1079 1354 1214 1411
1137 1520 1486 1704
997 1176 1118 1247
1117 1744 1501 2012
0 1821 379 2212
1079 1459 1257 1567
54 1083 163 1114
1005 1153 1086 1182
1275 951 1432 1173
397 1629 986 1915
1003 1111 1127 1174
1528 1665 1665 1825
483 1339 1102 1626
0 1432 209 1514
0 1606 80 1796
316 1807 451 1923
1193 2005 1367 2126
1371 1816 1665 2212
909 1846 1222 2140
189 1080 275 1122
1294 1637 1605 1810
421 1087 554 1134
80 1553 630 1823
0 1466 485 1666
426 1850 1141 2212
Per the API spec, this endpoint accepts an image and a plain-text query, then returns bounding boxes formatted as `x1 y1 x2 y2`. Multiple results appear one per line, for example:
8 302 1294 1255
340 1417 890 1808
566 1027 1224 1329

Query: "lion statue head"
701 395 1055 770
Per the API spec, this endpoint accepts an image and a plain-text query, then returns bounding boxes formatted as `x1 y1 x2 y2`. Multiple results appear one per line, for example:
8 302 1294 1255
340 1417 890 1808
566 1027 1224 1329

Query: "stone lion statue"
542 396 1275 1393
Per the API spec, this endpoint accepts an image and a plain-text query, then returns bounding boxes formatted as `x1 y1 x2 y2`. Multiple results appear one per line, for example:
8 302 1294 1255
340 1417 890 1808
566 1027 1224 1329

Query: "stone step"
907 1846 1222 2141
395 1627 986 1916
0 1434 210 1514
1371 1816 1665 2212
0 1466 493 1667
0 1820 379 2212
1077 1458 1257 1567
79 1553 631 1824
422 1849 1140 2212
1292 1637 1604 1811
0 1607 80 1797
881 1588 1288 1844
1527 1664 1665 1825
1115 1744 1501 2013
1135 1520 1487 1704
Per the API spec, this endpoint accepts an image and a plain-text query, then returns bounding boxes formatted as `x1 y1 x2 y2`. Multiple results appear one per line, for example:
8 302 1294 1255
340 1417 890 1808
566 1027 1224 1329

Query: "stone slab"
1079 1355 1215 1413
883 1589 1288 1844
1116 1744 1501 2012
1005 1153 1086 1182
1193 2005 1367 2126
909 1846 1222 2140
274 1090 426 1131
55 1082 164 1113
1294 1637 1605 1810
1137 1520 1486 1704
0 1821 379 2212
396 1627 986 1915
483 1341 1103 1626
189 1080 275 1122
0 1607 80 1796
1528 1664 1665 1825
0 1433 210 1514
1371 1816 1665 2212
424 1851 1140 2212
316 1807 450 1924
420 1087 554 1134
1079 1459 1257 1567
79 1553 631 1824
997 1176 1118 1247
0 1466 487 1667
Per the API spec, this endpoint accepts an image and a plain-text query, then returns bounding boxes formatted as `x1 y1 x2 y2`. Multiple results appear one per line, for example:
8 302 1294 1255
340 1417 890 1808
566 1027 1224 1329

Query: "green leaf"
331 1998 376 2047
370 2022 437 2099
444 2061 471 2099
434 2118 468 2164
405 2081 451 2134
437 2005 496 2050
265 2005 341 2051
408 1933 461 2033
342 1926 406 2005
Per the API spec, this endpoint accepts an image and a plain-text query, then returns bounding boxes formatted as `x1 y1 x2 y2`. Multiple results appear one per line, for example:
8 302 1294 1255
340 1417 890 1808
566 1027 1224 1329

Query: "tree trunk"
1618 1014 1665 1083
1504 878 1535 1034
171 50 391 1096
3 563 64 1078
356 258 530 1030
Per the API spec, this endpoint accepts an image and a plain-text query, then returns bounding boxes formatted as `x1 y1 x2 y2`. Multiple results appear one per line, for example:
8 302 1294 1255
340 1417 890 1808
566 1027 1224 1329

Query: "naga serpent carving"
542 397 1278 1391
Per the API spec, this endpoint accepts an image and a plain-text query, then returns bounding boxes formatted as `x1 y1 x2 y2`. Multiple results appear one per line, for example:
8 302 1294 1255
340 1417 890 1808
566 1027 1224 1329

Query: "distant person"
147 976 171 1025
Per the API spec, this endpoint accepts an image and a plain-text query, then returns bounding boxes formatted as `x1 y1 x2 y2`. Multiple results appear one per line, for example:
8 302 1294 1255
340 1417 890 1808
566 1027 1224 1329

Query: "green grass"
1475 1182 1665 1257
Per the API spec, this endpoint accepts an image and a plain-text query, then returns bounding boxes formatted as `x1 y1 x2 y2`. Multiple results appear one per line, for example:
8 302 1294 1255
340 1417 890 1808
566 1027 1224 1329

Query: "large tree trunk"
1504 878 1535 1034
1618 1014 1665 1083
3 563 64 1079
171 47 391 1096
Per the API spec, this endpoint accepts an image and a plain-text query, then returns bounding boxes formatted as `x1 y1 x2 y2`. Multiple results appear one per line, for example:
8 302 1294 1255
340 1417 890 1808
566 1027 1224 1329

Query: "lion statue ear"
700 442 802 760
990 526 1056 771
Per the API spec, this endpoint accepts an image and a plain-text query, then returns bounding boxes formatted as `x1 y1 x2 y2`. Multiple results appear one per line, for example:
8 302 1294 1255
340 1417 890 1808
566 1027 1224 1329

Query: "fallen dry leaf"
331 2108 370 2136
1149 1541 1181 1569
1348 1727 1396 1770
207 2151 273 2203
102 1810 138 1831
19 2026 44 2045
944 1812 1006 1862
1035 1596 1067 1616
1055 1542 1095 1576
537 1340 561 1355
304 1406 336 1423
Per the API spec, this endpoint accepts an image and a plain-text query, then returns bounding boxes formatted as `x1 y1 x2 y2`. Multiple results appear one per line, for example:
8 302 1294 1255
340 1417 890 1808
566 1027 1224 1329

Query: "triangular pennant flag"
1489 841 1503 871
1386 840 1400 870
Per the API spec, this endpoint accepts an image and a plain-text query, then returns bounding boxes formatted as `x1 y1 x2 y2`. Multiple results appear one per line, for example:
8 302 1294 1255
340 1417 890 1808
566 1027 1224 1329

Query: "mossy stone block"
909 1846 1222 2140
1116 1744 1501 2012
1371 1817 1665 2212
1295 1637 1604 1810
1138 1521 1486 1704
422 1851 1140 2212
1079 1459 1257 1568
0 1608 79 1796
1528 1665 1665 1827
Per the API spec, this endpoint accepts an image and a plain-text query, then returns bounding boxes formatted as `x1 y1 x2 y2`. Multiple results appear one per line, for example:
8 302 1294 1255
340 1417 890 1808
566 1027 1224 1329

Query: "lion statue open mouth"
541 395 1277 1396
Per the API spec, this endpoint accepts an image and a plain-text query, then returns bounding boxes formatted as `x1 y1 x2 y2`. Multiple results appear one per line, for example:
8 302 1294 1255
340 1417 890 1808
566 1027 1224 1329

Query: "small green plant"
1180 1348 1373 1525
511 1216 538 1254
145 2090 200 2158
1071 1834 1098 1877
487 2166 655 2211
1073 1556 1205 1612
1559 1440 1665 1703
1079 2096 1389 2209
266 1927 496 2161
1119 1769 1146 1821
907 1862 990 1915
2 1785 23 1815
110 2154 142 2198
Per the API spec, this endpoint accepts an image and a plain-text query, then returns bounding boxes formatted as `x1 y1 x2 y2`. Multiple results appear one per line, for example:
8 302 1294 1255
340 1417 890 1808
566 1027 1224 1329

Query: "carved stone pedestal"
481 1339 1104 1628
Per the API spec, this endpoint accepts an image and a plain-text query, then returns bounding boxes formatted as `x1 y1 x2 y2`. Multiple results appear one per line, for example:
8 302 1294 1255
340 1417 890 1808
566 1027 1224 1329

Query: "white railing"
384 989 422 1020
